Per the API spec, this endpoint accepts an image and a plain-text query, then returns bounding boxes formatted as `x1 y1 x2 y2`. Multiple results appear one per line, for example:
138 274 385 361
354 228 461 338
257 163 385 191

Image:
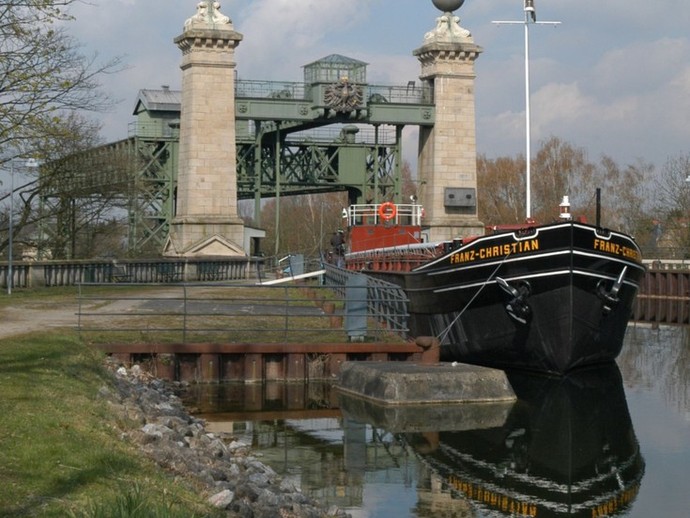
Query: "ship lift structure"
40 55 436 256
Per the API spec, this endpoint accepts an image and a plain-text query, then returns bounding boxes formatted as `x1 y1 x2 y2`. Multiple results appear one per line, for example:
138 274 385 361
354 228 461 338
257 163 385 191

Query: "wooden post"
287 353 306 381
329 353 347 377
244 353 263 383
200 353 219 382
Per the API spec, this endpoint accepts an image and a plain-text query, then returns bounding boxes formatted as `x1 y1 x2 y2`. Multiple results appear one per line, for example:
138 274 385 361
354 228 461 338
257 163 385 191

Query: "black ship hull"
363 222 645 374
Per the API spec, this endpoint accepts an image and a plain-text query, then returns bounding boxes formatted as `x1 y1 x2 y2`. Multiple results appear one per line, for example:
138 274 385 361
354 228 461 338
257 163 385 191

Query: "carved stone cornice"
414 41 483 63
174 29 243 54
414 40 483 80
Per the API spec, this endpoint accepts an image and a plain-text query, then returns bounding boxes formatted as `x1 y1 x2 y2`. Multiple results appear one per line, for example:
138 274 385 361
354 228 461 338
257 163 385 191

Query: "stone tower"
164 1 245 257
414 0 484 242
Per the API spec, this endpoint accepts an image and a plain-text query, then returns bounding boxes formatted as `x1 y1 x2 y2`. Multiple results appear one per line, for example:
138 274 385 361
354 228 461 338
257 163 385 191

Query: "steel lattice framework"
40 60 435 256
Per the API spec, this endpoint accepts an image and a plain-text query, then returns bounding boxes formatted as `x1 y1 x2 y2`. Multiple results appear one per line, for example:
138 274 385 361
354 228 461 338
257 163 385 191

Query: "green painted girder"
41 131 400 255
42 135 178 255
41 79 421 255
235 138 399 200
234 81 435 128
128 138 177 254
43 138 133 196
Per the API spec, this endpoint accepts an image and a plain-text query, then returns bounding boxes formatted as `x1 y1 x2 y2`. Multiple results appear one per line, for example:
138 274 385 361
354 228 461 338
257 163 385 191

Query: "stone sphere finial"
432 0 465 13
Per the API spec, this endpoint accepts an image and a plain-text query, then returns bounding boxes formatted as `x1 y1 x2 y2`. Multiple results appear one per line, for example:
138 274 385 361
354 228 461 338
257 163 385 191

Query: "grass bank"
0 330 223 517
0 287 79 309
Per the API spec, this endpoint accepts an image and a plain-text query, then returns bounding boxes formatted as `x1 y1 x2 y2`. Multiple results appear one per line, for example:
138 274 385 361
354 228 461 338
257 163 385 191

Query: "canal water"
180 324 690 517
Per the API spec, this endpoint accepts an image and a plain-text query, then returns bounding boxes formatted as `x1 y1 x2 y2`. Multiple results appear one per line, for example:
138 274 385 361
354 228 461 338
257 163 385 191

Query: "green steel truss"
128 137 178 255
42 74 435 255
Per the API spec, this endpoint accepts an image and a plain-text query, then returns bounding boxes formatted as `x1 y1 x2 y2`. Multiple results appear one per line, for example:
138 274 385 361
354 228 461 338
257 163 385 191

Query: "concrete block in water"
337 361 516 406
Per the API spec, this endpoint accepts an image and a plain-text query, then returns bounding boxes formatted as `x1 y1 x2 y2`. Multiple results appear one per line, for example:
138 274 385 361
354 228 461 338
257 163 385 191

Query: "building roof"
133 87 182 115
302 54 369 69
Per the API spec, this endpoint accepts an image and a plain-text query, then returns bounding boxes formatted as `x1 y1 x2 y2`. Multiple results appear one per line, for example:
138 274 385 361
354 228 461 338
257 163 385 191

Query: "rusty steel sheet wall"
633 269 690 325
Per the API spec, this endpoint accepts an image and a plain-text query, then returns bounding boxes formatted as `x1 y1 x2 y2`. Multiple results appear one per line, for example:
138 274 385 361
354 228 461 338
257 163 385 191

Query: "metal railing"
77 272 409 344
234 79 433 105
643 259 690 270
128 120 180 139
323 263 409 335
0 257 254 289
343 203 424 227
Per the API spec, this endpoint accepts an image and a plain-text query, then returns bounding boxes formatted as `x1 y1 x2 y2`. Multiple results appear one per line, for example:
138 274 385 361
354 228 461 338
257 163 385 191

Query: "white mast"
493 1 560 220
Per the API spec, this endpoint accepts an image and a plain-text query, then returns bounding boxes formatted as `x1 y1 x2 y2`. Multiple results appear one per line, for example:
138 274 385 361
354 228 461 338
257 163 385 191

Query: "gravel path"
0 289 180 339
0 303 80 338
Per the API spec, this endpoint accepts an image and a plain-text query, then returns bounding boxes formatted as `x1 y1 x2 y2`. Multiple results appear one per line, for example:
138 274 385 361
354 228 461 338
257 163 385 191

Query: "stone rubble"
100 361 350 518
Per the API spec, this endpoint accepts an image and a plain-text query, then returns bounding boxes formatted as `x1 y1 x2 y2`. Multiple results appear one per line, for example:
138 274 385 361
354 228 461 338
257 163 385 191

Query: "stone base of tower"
425 219 485 243
163 217 246 258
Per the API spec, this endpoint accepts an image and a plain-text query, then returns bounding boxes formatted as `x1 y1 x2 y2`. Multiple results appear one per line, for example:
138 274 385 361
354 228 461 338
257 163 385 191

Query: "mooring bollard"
415 336 441 364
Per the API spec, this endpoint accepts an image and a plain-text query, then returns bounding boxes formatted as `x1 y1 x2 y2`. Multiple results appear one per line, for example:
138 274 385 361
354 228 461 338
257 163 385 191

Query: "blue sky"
66 0 690 173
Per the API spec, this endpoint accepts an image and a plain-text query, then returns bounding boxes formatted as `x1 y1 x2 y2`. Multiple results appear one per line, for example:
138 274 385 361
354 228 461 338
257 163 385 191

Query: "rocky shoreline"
100 361 350 518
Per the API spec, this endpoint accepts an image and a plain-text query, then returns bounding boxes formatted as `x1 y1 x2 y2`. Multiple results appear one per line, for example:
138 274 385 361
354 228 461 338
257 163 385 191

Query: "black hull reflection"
407 364 645 517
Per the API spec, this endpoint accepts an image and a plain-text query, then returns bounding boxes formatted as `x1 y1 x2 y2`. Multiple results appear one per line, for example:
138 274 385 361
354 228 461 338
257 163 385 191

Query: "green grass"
75 283 361 345
0 331 223 517
0 285 401 514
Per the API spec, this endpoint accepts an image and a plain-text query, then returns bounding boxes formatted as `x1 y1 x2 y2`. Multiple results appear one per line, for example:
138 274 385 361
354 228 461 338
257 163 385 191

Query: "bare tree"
651 154 690 255
477 136 655 237
531 136 595 222
0 112 134 259
0 1 125 258
477 153 526 225
399 160 418 202
261 191 349 259
260 160 418 259
1 1 122 156
593 156 652 237
477 137 594 227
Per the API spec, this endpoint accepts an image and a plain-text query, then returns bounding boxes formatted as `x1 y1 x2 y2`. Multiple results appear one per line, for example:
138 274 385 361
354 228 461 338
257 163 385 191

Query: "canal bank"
0 332 217 516
101 360 350 517
0 322 350 517
0 286 518 517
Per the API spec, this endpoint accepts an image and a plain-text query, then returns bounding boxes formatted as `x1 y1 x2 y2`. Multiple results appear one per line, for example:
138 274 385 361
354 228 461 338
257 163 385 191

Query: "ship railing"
344 244 441 272
346 241 442 261
346 231 428 254
344 203 424 227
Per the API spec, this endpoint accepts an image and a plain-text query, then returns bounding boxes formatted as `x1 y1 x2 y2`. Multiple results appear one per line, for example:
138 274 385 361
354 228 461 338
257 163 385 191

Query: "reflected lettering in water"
396 366 644 517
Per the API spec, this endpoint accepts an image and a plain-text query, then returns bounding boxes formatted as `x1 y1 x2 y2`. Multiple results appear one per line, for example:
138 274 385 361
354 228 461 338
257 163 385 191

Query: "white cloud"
48 0 690 168
591 38 690 98
236 0 371 80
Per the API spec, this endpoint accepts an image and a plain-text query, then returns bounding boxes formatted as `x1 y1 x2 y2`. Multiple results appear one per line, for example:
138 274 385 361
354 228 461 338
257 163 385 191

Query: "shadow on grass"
2 452 141 517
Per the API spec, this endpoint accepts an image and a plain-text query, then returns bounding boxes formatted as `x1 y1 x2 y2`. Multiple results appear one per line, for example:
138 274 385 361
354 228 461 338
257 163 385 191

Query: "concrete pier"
337 361 516 406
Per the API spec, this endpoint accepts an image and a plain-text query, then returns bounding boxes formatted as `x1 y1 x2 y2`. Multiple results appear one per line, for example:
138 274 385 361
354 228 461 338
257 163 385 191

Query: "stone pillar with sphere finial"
414 0 484 242
163 1 246 257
